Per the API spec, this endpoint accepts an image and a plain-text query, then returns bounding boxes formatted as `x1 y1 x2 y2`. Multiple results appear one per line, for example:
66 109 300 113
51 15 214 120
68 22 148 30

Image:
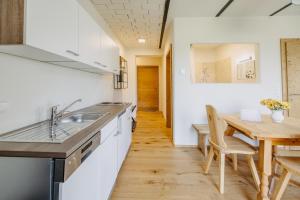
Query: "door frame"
280 38 300 116
166 45 173 143
137 65 159 111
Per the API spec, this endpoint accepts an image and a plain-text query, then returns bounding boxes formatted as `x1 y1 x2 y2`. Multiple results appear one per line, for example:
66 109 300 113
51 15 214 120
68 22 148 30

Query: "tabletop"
223 114 300 140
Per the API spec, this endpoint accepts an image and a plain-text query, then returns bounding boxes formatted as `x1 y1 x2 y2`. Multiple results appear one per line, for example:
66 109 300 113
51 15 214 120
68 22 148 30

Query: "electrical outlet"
0 102 9 113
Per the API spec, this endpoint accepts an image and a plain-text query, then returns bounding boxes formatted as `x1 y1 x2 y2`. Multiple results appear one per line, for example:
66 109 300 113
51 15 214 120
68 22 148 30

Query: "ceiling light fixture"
138 38 146 44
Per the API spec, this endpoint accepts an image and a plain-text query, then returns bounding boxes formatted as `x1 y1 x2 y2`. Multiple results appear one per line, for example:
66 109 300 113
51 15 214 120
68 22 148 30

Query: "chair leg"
271 168 291 200
232 153 238 171
205 147 214 174
199 135 208 157
247 155 261 191
219 152 225 194
269 160 280 196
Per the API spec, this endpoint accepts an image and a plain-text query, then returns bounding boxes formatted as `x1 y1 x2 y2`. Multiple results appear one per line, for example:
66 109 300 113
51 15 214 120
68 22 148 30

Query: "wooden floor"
111 112 300 200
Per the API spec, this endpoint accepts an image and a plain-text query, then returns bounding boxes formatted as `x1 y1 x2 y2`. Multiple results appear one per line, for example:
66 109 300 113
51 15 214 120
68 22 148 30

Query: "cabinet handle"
66 50 79 57
94 61 107 68
94 61 102 66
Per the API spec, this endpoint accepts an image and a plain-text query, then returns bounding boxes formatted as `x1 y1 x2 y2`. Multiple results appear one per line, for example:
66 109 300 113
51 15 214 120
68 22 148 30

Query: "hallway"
111 112 300 200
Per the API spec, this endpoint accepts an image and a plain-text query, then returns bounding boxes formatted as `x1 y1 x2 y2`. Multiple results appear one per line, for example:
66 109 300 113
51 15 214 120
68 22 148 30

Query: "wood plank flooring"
111 112 300 200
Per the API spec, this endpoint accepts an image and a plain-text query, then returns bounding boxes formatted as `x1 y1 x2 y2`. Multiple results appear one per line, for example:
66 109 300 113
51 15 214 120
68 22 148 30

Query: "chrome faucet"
49 99 82 137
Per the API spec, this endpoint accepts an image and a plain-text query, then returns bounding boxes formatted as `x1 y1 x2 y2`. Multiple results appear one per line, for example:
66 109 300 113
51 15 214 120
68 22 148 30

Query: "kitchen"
1 0 300 200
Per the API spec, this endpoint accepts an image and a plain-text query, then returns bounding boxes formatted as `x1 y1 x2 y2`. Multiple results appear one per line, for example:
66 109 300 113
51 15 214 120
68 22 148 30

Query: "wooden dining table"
222 114 300 200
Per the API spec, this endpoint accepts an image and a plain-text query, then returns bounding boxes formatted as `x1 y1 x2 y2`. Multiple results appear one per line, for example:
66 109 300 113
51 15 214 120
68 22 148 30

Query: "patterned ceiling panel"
91 0 165 48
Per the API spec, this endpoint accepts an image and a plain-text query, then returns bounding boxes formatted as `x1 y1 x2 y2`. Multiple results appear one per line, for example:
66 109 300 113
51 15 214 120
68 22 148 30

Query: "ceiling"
91 0 165 49
168 0 300 18
91 0 300 49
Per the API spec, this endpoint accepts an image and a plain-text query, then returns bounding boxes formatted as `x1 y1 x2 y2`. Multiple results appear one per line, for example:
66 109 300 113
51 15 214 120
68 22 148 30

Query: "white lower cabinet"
99 128 118 200
59 146 102 200
99 110 132 200
117 108 132 171
60 112 132 200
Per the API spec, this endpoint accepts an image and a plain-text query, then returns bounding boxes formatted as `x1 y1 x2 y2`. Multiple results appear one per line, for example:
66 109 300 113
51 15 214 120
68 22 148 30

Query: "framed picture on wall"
190 43 259 83
237 59 256 80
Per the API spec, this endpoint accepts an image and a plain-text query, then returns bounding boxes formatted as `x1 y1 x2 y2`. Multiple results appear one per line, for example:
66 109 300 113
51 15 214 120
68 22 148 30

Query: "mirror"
190 43 259 83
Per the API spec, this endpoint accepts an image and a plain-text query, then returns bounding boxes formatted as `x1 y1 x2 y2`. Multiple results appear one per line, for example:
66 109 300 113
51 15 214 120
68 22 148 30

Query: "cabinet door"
100 33 111 69
94 26 109 70
25 0 78 60
118 109 132 170
78 5 101 66
124 109 132 151
99 131 118 200
60 146 101 200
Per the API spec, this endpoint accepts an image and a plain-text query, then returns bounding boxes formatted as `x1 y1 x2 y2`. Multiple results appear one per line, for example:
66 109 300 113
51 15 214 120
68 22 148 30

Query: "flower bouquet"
260 99 290 123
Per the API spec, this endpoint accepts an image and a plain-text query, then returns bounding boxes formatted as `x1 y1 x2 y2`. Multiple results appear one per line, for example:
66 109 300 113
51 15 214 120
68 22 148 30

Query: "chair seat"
224 136 257 155
274 146 300 157
276 157 300 176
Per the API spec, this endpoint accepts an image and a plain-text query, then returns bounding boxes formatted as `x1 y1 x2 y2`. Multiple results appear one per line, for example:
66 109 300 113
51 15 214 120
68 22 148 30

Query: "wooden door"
137 66 159 111
166 48 173 128
281 39 300 118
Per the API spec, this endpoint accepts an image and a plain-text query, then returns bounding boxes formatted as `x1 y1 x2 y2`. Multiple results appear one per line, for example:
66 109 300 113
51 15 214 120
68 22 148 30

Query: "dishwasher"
0 131 101 200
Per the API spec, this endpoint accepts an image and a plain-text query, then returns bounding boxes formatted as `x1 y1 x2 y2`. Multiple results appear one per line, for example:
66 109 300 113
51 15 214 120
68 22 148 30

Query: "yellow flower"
260 99 290 111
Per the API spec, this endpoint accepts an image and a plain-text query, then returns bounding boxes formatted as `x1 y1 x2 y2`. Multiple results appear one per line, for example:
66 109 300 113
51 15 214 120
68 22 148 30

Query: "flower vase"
271 110 284 123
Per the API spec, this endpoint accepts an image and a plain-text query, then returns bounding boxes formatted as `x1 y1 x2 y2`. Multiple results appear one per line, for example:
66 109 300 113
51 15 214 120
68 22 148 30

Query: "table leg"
257 139 272 200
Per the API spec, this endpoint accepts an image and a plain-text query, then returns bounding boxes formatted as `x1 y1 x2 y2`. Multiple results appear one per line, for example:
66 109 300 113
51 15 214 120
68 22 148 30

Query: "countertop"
0 103 132 158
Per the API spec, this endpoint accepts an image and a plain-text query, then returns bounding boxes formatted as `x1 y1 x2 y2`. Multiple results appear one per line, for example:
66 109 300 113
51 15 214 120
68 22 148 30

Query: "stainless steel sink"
60 113 104 124
0 112 109 144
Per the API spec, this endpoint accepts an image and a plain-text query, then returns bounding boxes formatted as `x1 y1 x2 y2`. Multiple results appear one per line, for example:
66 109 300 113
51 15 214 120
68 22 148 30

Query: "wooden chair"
271 157 300 200
269 147 300 196
204 105 260 194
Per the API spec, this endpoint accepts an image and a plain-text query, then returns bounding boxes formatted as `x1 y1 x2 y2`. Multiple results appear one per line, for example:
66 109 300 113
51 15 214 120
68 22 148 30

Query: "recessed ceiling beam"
159 0 170 49
270 3 293 16
216 0 234 17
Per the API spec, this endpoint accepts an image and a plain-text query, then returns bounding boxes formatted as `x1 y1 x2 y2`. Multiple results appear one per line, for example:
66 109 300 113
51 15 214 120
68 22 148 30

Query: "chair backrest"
206 105 227 149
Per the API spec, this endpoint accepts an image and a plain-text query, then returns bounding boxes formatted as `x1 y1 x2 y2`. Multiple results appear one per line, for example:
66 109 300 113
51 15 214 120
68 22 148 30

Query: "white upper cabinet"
0 0 120 74
100 33 120 73
78 6 101 67
25 0 79 60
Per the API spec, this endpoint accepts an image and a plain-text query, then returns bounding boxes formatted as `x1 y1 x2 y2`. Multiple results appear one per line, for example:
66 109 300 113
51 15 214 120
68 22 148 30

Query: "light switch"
0 102 9 113
180 68 186 75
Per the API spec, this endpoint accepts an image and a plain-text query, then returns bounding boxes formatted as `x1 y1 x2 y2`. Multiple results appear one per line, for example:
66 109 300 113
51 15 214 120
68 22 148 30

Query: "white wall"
172 16 300 145
0 53 120 133
122 48 163 107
